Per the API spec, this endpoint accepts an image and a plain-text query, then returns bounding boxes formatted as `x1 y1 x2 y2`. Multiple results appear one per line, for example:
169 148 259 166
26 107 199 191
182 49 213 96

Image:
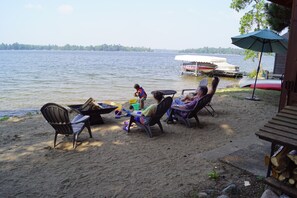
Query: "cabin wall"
273 33 289 75
273 53 286 75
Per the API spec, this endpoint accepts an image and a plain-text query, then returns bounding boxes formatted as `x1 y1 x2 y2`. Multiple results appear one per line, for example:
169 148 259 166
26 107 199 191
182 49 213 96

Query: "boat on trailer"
175 55 242 77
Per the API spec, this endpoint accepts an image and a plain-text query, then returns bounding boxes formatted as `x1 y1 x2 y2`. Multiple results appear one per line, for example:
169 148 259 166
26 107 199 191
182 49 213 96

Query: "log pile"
81 97 102 111
270 146 297 188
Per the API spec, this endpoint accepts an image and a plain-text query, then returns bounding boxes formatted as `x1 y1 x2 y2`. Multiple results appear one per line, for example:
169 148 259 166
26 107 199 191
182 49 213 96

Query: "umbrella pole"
251 51 263 99
246 42 265 101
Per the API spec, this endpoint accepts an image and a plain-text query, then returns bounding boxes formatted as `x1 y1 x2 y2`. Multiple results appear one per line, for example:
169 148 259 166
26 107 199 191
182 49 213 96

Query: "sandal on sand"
122 126 129 132
124 121 134 126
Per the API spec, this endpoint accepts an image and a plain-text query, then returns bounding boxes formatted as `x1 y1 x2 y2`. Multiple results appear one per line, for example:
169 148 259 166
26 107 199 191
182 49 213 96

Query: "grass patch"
0 116 9 121
217 87 280 107
208 169 220 180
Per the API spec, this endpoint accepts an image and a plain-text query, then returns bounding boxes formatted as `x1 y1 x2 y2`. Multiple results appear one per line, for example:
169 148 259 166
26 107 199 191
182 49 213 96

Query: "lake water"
0 50 274 117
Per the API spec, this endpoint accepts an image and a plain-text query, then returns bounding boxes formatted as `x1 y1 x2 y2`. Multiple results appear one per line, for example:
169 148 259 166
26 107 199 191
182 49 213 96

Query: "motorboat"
175 55 241 77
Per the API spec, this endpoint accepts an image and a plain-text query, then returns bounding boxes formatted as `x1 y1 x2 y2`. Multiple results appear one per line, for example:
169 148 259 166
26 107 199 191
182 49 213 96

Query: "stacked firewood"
269 146 297 187
81 97 102 111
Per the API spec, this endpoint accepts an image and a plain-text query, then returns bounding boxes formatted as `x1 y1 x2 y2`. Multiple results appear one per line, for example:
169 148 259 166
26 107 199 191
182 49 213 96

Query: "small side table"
151 90 177 98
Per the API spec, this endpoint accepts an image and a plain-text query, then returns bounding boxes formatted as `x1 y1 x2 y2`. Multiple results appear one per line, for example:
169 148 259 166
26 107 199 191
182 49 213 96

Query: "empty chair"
40 103 92 149
169 94 212 128
127 97 173 138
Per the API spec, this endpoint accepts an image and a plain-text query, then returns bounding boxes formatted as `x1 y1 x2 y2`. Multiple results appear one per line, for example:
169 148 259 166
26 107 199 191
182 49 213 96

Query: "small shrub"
0 116 9 121
208 169 220 180
248 69 257 78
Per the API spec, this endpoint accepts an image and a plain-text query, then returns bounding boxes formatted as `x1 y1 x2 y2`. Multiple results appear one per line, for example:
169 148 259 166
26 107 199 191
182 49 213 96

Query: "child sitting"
134 84 147 109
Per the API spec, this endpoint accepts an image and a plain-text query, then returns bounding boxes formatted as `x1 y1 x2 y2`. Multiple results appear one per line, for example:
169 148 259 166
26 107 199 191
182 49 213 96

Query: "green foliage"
244 49 257 61
256 175 264 181
0 116 9 121
248 69 258 78
208 169 220 180
230 0 268 61
265 3 291 32
179 47 244 55
0 43 153 52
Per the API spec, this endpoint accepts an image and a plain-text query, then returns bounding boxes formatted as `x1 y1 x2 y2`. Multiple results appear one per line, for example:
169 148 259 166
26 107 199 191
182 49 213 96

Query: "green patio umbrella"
231 29 288 100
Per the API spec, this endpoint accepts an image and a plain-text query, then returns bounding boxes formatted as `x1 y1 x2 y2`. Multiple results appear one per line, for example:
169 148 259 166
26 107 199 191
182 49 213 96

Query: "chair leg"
127 116 135 132
185 119 191 128
157 121 164 133
86 121 92 138
204 105 215 117
178 117 191 128
73 134 78 149
143 125 153 138
54 133 58 148
208 105 215 116
194 115 200 126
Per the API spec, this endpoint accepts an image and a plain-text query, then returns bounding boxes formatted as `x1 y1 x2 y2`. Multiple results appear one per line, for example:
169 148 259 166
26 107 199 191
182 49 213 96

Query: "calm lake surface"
0 50 274 117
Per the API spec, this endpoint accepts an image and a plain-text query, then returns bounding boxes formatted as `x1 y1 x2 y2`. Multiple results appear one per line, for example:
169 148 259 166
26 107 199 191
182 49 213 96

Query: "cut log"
292 174 297 181
280 169 291 179
273 165 287 173
287 150 297 165
278 174 287 182
289 178 295 185
271 167 280 179
271 146 291 167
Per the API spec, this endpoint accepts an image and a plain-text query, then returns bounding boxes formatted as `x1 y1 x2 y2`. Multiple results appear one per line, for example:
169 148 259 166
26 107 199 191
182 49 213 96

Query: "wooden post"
280 1 297 110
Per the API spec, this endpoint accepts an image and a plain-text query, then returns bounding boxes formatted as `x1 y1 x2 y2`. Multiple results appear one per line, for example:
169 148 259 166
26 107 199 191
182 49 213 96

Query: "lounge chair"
127 97 173 138
181 78 208 95
40 103 92 149
204 77 220 117
169 94 212 128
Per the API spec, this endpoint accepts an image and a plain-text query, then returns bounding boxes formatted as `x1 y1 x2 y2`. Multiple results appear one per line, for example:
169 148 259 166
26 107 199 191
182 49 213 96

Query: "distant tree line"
179 47 244 55
0 43 153 52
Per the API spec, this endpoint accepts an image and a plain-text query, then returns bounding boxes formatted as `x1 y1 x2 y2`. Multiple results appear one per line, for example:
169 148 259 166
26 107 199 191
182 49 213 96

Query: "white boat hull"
239 77 281 89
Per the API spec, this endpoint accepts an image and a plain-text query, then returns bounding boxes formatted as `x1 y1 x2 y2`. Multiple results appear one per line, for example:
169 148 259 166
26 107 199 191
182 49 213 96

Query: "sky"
0 0 245 50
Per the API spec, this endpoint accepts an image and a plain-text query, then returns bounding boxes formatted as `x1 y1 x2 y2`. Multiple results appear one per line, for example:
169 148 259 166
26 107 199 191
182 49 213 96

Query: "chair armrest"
69 108 81 114
171 105 192 112
181 89 196 95
71 114 90 124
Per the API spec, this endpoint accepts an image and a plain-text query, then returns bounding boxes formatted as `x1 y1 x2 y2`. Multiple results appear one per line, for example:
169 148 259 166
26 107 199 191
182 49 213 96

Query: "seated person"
131 91 164 125
173 86 208 106
167 86 208 121
180 86 206 103
208 76 220 95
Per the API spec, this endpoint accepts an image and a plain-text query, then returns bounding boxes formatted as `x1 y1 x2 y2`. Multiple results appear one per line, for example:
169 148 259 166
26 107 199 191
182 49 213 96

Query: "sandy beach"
0 88 280 197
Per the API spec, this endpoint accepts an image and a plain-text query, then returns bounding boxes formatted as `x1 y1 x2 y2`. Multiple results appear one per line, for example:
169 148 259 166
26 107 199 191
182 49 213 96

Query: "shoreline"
0 81 279 119
0 78 242 119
